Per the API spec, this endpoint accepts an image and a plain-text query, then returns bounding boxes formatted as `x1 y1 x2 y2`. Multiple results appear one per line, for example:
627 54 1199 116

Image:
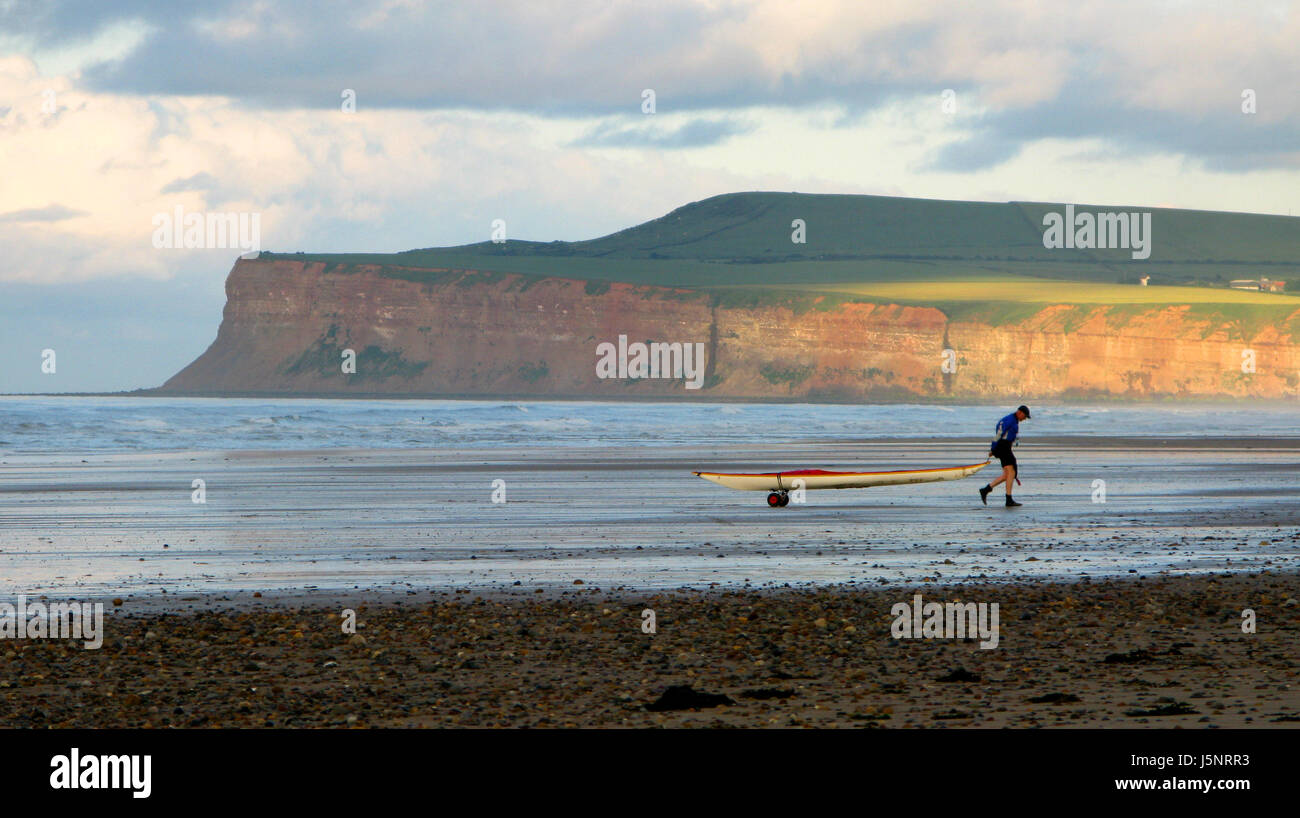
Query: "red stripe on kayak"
693 461 988 479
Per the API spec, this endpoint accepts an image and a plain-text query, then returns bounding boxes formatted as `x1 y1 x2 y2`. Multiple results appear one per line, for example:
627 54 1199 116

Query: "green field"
799 275 1300 305
262 191 1300 329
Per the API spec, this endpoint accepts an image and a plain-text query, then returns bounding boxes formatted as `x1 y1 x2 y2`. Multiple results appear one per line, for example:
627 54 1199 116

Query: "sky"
2 0 1299 392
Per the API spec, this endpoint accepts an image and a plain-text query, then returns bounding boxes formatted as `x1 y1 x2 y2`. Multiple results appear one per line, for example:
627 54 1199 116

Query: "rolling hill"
262 191 1300 294
163 193 1300 401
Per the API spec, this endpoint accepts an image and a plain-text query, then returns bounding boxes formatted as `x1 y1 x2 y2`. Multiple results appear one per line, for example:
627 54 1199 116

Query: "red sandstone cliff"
159 258 1300 400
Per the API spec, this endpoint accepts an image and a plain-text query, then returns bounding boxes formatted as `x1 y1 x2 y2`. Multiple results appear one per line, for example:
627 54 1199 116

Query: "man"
979 405 1030 507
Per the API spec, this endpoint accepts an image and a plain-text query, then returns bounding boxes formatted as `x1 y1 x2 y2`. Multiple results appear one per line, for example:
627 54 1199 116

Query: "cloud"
0 54 783 284
935 75 1300 173
922 136 1024 173
0 204 87 222
160 171 219 194
2 0 1292 172
571 117 756 149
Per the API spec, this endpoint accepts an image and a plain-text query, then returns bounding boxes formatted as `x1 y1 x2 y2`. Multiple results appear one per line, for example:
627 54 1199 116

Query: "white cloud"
3 1 1300 288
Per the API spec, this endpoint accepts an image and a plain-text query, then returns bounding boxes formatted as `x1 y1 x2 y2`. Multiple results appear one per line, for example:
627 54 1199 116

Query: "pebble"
2 572 1293 729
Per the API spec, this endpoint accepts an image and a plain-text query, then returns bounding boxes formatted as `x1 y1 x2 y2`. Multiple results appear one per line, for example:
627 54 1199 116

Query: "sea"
1 396 1295 454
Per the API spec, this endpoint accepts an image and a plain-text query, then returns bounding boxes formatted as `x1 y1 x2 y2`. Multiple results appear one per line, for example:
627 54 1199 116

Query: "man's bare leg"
981 464 1014 505
988 465 1013 491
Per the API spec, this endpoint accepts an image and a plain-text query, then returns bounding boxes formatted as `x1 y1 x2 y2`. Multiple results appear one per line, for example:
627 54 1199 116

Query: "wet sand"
2 571 1297 728
2 438 1300 599
2 437 1297 728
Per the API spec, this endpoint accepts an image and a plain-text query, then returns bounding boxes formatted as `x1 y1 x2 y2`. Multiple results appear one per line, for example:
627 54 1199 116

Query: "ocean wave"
2 397 1298 454
116 417 170 429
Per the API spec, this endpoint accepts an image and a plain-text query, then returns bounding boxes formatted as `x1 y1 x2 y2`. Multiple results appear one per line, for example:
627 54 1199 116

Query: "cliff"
160 258 1300 400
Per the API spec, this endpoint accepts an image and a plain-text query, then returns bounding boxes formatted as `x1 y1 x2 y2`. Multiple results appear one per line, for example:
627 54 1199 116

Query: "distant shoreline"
0 389 1287 408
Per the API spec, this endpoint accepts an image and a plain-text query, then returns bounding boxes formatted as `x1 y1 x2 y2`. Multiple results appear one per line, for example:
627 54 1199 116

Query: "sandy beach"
2 433 1298 729
2 437 1299 598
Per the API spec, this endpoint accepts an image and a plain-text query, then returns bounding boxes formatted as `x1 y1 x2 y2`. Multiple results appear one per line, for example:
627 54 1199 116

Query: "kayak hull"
693 460 990 491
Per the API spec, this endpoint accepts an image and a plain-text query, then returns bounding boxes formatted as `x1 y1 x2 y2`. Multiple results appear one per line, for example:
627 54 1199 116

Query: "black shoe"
1005 497 1022 507
979 485 991 505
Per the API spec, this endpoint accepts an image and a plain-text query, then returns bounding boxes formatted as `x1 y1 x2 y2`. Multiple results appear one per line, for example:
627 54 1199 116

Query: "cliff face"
161 258 1300 399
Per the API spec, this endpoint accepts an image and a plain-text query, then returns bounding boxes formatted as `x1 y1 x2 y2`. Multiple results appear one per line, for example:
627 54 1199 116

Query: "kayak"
693 460 991 506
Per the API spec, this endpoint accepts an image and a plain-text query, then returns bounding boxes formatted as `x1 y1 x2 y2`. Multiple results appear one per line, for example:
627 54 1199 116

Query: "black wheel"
767 492 782 507
778 492 790 507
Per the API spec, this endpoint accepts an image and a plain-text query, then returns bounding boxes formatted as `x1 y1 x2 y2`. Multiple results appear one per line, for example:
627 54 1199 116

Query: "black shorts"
991 440 1017 469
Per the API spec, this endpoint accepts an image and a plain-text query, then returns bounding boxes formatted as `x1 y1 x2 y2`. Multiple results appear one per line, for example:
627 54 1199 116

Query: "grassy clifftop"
259 192 1300 329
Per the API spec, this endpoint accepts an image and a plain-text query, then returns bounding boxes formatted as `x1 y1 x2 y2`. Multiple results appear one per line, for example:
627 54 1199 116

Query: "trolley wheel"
767 492 783 507
778 492 790 507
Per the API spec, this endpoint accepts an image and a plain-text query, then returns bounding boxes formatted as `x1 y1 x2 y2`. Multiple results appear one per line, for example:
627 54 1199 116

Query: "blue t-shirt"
993 412 1020 446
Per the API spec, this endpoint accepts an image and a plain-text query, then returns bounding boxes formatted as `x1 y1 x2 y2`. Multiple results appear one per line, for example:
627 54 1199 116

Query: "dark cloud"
5 1 1299 171
0 204 87 222
571 117 755 149
161 172 219 194
5 0 940 114
3 0 237 46
922 132 1025 172
929 76 1300 173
